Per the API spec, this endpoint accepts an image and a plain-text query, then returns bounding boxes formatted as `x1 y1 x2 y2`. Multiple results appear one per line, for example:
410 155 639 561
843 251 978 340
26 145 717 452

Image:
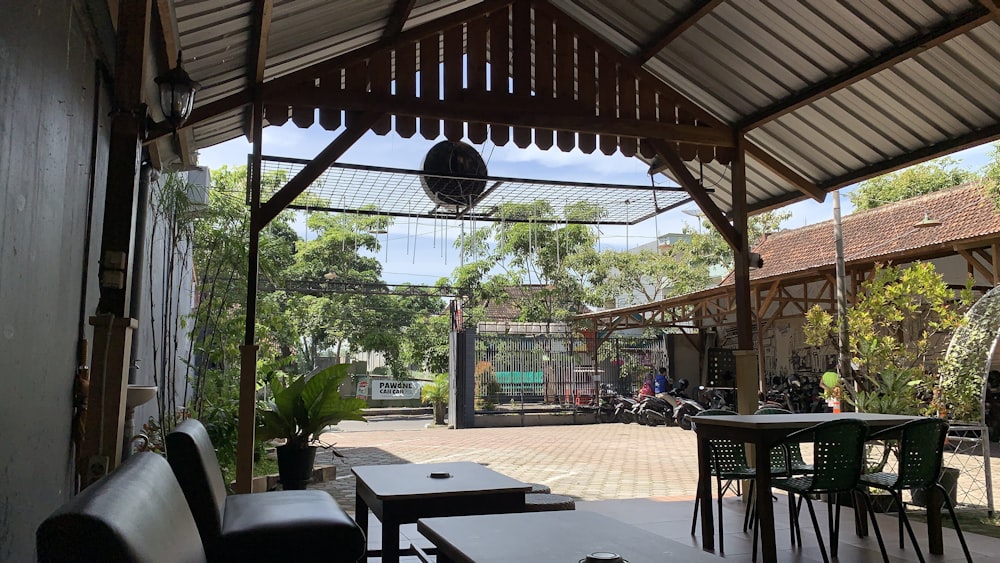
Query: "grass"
253 457 278 477
907 509 1000 538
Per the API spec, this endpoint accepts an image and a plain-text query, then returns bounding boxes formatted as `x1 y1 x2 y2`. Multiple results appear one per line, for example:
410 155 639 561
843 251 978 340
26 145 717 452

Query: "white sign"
371 378 423 400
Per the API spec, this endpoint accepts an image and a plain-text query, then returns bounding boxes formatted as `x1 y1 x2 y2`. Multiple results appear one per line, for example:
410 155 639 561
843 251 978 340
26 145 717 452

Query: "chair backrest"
698 409 752 475
753 406 805 471
165 419 229 542
37 452 207 563
894 417 949 489
803 418 869 492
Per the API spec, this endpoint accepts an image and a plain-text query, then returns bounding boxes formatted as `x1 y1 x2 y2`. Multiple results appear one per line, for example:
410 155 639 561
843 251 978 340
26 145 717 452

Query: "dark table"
418 510 720 563
693 412 937 563
352 461 529 563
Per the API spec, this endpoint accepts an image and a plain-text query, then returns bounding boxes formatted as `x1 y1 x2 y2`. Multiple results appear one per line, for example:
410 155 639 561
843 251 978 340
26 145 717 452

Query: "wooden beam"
243 0 273 142
383 0 415 38
254 112 382 230
144 89 254 142
645 138 740 249
636 0 723 62
992 242 999 284
745 143 824 202
154 0 178 69
738 6 994 131
271 89 736 146
957 248 994 281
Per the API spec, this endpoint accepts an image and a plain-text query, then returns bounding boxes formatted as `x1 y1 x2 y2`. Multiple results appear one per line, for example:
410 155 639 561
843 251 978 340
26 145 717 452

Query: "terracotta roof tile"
721 183 1000 285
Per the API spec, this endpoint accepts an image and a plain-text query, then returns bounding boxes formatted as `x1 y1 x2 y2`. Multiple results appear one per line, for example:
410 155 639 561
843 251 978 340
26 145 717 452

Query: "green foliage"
981 143 1000 211
803 306 834 348
421 373 450 405
939 285 1000 421
402 314 451 373
802 262 973 414
579 246 711 307
257 363 367 448
681 210 791 273
849 157 972 210
455 199 599 324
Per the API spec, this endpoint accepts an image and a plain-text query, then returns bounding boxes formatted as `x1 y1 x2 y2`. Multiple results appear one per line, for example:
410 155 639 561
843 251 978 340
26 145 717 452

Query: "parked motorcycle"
672 379 709 430
615 395 639 424
636 394 673 426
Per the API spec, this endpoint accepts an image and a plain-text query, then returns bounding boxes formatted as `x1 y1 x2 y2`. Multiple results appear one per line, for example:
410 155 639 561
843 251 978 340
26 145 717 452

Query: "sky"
196 124 997 285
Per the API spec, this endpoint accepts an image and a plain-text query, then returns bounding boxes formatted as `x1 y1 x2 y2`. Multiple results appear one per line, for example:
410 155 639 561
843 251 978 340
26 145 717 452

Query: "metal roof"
157 0 1000 215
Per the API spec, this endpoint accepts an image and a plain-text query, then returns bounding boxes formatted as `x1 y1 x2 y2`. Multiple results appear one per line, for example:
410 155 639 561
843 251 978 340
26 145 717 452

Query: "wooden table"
352 461 529 563
418 510 720 563
693 412 938 563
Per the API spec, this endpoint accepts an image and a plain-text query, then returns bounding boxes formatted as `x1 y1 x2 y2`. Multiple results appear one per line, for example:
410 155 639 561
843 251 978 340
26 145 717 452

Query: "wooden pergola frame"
87 2 1000 517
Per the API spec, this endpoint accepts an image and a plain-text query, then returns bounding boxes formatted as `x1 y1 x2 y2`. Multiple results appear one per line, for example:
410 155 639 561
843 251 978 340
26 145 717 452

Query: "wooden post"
83 0 150 488
236 94 265 494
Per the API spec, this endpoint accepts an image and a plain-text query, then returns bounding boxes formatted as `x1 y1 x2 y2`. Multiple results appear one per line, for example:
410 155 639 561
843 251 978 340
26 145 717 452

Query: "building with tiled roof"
575 183 1000 386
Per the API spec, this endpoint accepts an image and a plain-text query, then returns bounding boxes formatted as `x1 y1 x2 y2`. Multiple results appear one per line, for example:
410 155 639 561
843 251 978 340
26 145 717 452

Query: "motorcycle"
615 394 639 424
672 379 709 430
636 394 673 426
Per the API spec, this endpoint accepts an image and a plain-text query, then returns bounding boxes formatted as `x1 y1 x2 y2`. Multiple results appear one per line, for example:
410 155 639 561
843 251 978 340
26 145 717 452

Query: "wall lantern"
154 52 200 131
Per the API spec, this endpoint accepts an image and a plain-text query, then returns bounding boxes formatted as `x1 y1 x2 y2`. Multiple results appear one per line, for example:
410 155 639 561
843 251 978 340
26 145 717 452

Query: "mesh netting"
256 155 692 225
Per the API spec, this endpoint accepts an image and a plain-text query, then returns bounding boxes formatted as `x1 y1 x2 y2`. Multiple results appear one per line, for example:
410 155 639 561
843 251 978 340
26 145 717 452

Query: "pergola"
96 9 1000 559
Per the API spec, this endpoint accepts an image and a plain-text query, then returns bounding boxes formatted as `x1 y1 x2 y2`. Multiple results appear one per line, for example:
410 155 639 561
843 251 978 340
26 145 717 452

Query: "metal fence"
474 332 668 411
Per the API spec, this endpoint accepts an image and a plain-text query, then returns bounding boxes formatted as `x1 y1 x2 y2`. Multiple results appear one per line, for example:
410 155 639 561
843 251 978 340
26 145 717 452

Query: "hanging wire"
624 199 631 250
651 175 661 254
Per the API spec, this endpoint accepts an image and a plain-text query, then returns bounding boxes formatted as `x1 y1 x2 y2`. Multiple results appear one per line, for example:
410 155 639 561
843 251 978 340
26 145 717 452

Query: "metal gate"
474 331 668 413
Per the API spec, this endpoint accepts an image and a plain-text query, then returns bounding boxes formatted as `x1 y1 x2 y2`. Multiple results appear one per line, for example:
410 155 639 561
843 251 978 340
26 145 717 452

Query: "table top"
418 510 719 563
692 412 920 431
351 462 530 500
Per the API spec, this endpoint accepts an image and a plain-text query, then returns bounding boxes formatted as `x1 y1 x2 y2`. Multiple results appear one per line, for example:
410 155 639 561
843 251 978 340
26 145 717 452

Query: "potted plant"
422 373 449 425
257 363 366 489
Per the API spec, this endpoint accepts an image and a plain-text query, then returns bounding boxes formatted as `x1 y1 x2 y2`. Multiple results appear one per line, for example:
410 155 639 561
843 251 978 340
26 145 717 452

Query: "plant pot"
911 467 959 508
433 402 446 425
276 444 317 490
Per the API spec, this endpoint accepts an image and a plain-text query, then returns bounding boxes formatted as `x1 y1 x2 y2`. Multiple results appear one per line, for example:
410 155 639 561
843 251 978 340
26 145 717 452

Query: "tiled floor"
313 420 998 562
363 495 992 562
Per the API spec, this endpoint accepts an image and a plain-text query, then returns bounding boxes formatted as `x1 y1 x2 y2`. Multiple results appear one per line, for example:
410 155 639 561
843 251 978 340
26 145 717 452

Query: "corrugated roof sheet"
164 0 1000 215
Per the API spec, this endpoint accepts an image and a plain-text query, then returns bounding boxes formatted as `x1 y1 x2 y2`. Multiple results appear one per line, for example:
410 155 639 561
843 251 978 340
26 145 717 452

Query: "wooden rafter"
635 0 723 63
745 143 824 202
383 0 415 38
737 5 995 132
957 248 994 281
254 112 382 230
646 138 740 249
243 0 273 142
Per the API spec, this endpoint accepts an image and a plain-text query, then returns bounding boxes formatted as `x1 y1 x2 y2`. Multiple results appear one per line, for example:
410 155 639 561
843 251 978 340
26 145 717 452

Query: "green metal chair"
746 407 812 534
690 409 765 554
766 418 889 563
859 418 973 563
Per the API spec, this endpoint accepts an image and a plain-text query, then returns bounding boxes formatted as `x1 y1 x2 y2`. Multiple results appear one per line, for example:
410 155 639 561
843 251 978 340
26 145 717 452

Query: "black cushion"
166 419 366 562
37 453 207 563
221 491 366 562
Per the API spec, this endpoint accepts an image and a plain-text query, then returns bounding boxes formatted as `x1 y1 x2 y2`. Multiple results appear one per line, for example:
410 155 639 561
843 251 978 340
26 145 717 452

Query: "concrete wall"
0 1 115 559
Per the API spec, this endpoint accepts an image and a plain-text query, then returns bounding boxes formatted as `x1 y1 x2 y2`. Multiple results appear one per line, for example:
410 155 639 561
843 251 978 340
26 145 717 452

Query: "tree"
803 262 973 414
682 209 791 273
849 157 973 210
576 245 712 308
455 200 601 324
